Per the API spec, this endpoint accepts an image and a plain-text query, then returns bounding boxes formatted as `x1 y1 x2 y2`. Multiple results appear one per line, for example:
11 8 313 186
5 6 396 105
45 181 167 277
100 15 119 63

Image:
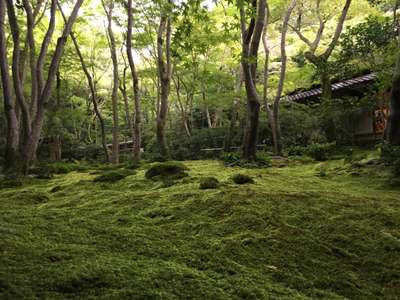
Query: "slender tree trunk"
267 108 278 153
0 0 19 171
262 4 278 154
156 12 172 160
126 0 141 160
272 1 295 155
120 72 135 142
103 0 119 164
262 1 295 156
224 106 237 152
157 75 170 158
205 104 212 128
49 71 62 161
173 75 191 136
58 3 109 162
224 67 241 152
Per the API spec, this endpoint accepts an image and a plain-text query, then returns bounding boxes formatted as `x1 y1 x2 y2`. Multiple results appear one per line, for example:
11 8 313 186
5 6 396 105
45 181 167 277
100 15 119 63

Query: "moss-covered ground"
1 152 400 299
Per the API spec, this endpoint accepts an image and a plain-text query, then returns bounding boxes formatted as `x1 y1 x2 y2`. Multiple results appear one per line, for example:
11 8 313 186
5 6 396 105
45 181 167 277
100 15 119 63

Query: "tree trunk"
262 9 282 155
156 13 172 160
0 0 19 171
224 67 242 151
120 70 136 148
126 0 141 160
58 3 110 162
320 70 337 141
205 104 212 128
272 105 283 154
224 105 237 152
157 76 170 159
239 0 266 160
103 0 119 164
7 0 84 173
49 71 62 161
173 75 191 137
320 70 332 100
49 135 62 161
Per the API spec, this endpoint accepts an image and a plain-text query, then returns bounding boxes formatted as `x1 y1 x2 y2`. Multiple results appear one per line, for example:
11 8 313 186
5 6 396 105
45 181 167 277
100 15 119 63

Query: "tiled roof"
284 73 377 102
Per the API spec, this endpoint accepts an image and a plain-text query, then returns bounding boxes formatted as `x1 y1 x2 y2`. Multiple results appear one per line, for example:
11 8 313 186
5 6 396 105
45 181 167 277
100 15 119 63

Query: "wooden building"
283 73 389 143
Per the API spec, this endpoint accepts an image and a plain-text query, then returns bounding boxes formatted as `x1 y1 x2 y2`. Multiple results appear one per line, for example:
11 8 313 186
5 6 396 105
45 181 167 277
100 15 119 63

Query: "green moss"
30 162 89 177
93 169 134 183
10 190 50 204
199 177 219 189
232 173 254 184
145 161 188 180
0 153 399 299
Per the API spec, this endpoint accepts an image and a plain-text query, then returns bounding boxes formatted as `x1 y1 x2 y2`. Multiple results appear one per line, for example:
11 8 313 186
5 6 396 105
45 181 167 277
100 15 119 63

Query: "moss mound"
199 177 219 189
49 185 63 193
11 190 50 204
232 173 254 184
145 161 188 180
30 162 88 177
93 170 133 183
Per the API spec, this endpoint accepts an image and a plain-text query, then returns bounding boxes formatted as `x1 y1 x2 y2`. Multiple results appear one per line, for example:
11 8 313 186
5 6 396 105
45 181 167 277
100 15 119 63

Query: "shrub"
380 143 400 178
394 160 400 177
380 144 400 164
36 172 54 179
93 170 133 183
171 128 227 160
221 151 271 168
172 147 191 161
145 161 188 180
255 151 272 167
0 177 23 189
45 163 73 174
389 177 400 187
232 173 254 184
62 144 104 161
221 152 242 166
125 159 141 170
306 142 336 161
287 143 336 161
199 177 219 189
30 162 87 178
287 145 307 156
83 144 104 161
